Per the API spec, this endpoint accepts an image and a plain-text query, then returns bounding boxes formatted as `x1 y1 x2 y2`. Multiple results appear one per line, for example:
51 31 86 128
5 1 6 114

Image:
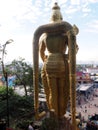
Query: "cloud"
70 0 98 5
88 20 98 28
82 7 91 13
58 0 68 5
0 0 98 63
3 34 33 62
85 20 98 33
88 0 98 3
64 5 80 14
70 0 80 5
0 0 43 36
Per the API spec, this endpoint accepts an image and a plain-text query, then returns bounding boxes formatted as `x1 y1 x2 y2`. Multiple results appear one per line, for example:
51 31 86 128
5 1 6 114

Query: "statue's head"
50 2 63 23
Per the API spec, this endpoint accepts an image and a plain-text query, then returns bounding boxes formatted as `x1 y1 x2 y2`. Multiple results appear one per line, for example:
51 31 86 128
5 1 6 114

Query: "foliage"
9 95 34 118
0 86 14 100
0 86 34 128
0 86 14 118
15 120 30 130
6 57 33 96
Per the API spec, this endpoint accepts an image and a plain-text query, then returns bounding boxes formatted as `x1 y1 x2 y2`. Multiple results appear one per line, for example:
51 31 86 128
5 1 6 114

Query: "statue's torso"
45 33 68 54
43 33 68 73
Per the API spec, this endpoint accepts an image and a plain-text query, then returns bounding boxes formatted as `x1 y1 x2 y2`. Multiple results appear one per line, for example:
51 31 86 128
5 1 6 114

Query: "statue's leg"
46 75 69 118
41 66 50 109
46 75 59 117
58 76 70 118
58 59 70 118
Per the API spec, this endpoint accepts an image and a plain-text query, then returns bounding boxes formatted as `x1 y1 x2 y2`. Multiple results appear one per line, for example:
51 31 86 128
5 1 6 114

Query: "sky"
0 0 98 64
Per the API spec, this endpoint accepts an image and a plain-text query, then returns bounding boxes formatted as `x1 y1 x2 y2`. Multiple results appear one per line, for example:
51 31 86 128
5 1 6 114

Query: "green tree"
0 86 34 128
6 57 33 96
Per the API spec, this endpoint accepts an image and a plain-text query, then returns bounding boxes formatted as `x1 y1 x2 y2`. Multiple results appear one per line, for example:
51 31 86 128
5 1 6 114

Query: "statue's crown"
52 2 60 10
50 2 63 22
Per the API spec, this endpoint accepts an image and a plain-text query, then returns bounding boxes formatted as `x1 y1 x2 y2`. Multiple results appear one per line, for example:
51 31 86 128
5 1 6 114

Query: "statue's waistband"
48 53 68 58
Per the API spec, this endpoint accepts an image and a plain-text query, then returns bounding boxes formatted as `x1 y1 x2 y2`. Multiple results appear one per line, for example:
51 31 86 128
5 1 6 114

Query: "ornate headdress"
50 2 63 22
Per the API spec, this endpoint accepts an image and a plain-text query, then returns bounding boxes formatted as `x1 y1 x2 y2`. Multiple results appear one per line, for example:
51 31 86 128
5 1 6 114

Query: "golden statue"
33 2 79 129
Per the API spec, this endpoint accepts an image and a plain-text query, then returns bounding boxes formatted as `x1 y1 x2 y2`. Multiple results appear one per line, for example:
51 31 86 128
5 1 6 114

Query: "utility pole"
1 39 14 127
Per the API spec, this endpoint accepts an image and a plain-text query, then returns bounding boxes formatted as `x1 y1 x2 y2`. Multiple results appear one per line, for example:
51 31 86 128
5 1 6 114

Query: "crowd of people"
76 86 98 129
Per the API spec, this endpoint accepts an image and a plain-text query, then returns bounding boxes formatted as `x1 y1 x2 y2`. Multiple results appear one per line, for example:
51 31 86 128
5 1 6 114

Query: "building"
76 71 92 84
76 83 94 96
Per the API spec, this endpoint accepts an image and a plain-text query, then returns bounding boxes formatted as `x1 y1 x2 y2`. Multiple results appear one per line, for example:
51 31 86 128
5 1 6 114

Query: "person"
28 122 34 130
39 2 79 119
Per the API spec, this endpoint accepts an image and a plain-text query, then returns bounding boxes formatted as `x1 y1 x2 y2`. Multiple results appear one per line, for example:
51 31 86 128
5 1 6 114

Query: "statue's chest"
46 34 64 43
45 34 66 49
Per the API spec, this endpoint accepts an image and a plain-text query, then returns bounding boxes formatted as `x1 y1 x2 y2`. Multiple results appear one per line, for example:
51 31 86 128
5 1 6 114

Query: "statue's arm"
39 40 46 62
73 24 79 54
76 43 79 54
67 25 79 54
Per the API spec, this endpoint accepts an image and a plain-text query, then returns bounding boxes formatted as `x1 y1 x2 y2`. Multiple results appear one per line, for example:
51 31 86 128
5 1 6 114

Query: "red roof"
76 72 83 76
